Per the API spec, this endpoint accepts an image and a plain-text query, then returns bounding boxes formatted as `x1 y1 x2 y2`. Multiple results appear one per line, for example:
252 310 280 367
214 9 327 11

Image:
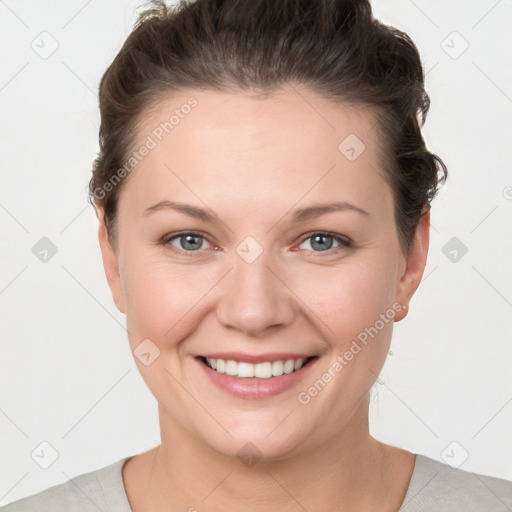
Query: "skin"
97 85 430 511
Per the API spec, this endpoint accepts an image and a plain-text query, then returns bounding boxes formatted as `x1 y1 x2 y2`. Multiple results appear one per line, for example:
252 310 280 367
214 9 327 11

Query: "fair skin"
98 85 429 511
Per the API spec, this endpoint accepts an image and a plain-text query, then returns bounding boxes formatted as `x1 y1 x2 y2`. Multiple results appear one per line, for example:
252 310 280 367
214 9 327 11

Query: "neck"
130 395 411 512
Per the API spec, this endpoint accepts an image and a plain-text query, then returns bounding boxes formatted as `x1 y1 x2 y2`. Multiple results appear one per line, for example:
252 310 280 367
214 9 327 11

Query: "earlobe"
97 215 125 314
394 210 430 322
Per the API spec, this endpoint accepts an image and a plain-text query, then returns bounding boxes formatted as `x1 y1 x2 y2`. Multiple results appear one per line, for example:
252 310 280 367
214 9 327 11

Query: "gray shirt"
2 453 512 511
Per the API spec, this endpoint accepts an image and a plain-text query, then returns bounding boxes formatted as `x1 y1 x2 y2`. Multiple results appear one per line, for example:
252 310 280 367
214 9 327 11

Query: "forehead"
138 85 381 156
120 86 392 219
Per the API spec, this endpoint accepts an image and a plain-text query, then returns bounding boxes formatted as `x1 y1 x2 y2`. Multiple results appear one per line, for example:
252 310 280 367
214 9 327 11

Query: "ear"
97 212 125 314
394 209 430 322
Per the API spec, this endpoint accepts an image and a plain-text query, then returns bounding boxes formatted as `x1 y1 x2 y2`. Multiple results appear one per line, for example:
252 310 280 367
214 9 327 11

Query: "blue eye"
298 232 350 252
166 232 211 251
161 231 351 256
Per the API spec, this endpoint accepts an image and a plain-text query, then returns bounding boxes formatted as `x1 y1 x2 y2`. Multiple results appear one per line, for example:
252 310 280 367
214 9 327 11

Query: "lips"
202 356 312 378
196 353 317 399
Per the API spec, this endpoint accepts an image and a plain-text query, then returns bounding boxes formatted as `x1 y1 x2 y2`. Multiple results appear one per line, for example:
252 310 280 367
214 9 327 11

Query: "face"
98 86 429 460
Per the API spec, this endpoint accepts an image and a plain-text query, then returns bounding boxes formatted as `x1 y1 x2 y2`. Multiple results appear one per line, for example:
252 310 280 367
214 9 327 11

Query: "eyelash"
159 230 352 256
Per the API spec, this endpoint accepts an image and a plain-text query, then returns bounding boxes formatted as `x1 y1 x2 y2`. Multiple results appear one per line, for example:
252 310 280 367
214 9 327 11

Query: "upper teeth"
205 357 307 378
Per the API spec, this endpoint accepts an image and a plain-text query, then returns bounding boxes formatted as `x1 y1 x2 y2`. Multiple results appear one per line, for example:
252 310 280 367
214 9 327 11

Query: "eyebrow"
142 200 369 223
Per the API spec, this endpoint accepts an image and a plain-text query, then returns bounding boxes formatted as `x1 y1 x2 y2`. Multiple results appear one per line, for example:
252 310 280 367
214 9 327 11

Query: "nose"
216 250 296 337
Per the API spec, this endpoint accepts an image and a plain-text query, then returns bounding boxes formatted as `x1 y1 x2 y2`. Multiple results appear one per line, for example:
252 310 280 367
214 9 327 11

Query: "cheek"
292 255 398 344
291 259 399 418
120 256 220 413
121 254 219 350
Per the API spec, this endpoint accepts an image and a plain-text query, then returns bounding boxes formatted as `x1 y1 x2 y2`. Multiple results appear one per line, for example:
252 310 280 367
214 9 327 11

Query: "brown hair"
88 0 447 253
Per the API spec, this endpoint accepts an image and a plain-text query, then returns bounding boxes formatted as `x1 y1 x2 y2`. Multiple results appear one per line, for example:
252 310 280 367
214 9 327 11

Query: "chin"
196 411 314 463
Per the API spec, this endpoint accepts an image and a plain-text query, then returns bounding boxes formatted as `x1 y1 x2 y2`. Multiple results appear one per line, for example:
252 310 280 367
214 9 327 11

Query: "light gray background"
1 0 511 505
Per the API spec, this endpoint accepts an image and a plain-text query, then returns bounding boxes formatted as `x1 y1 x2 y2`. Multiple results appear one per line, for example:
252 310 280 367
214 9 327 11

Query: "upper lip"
199 352 316 364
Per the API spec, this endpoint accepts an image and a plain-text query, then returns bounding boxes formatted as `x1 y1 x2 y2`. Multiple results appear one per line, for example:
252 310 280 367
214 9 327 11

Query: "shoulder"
1 457 133 512
399 454 512 512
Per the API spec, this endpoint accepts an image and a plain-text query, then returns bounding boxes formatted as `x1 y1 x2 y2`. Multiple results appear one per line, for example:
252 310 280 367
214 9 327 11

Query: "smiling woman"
3 0 512 511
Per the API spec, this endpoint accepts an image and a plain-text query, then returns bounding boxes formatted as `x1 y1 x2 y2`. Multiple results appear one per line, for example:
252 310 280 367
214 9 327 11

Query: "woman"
3 0 511 510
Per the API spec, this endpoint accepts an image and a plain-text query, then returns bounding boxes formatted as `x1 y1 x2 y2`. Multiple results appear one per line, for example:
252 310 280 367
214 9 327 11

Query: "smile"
202 356 313 378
